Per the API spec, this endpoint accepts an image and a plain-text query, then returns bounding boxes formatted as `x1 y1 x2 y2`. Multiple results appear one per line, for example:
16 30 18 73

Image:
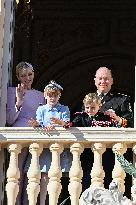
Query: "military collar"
96 91 113 102
97 91 107 96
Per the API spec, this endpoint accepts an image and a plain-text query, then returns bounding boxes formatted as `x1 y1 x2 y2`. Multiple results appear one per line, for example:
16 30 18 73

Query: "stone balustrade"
0 127 136 204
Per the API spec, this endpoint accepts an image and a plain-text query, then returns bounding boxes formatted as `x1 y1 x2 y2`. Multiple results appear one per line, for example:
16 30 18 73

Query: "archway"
13 0 135 115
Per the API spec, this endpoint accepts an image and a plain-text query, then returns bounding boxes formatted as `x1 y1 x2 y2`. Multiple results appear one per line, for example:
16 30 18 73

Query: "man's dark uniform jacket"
99 92 133 128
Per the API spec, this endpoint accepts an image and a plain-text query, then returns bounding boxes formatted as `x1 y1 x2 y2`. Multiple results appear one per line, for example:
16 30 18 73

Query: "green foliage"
115 152 136 178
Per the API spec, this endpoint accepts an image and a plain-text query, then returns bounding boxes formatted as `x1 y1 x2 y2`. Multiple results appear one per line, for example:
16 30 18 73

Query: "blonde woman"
6 61 44 126
6 62 44 205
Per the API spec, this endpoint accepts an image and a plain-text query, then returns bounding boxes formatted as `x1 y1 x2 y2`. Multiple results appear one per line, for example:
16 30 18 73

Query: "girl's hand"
28 118 39 128
50 117 65 126
43 124 55 131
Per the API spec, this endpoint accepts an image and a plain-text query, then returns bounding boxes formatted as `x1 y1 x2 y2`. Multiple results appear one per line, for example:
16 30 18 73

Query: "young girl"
72 93 124 127
31 80 70 129
28 80 72 205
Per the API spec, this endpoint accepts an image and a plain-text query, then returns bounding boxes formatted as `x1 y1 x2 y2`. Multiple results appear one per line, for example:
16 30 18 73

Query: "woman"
6 62 44 205
6 61 44 127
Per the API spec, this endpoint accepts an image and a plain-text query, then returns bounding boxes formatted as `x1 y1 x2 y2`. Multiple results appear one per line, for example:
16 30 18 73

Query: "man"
94 67 133 128
94 67 134 193
80 66 134 191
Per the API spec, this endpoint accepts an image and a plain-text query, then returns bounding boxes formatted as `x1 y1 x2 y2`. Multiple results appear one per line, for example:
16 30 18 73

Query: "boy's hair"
44 80 63 97
83 93 101 106
16 62 34 76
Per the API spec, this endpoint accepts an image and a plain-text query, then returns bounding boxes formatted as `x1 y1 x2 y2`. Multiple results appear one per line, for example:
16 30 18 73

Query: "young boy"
28 80 72 205
72 93 124 127
72 92 126 193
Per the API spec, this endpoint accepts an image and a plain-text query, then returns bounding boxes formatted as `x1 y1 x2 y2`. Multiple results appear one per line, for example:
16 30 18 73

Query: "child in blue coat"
27 81 72 205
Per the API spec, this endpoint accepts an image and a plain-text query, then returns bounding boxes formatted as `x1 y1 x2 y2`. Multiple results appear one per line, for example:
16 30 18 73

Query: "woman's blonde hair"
16 62 34 76
83 93 101 106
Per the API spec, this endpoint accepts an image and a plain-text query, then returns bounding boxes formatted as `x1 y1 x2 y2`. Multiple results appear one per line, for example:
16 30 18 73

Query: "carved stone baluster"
47 143 63 205
68 143 84 205
27 143 43 205
131 144 136 202
6 143 21 205
112 143 127 193
90 143 106 188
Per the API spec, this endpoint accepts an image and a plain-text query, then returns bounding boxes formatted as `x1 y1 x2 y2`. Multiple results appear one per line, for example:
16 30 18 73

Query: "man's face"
94 68 113 93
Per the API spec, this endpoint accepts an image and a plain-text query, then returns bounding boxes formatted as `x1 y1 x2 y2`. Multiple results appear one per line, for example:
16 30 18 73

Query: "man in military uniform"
81 66 134 192
94 66 133 128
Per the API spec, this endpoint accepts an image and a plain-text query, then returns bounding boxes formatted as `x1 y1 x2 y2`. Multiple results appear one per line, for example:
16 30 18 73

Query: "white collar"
97 91 107 96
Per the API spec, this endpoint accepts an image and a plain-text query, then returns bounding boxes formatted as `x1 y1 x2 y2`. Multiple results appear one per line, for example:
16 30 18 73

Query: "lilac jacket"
6 87 44 127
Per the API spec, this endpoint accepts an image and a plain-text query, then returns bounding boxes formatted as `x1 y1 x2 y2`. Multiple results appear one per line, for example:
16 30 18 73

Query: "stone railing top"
0 127 136 146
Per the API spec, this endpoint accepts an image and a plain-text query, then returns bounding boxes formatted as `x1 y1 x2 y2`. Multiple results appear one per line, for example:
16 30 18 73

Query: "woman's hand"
50 117 65 126
16 84 25 109
28 118 39 128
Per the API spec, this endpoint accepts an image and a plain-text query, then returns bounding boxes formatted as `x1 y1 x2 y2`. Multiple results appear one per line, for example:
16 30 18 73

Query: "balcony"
1 127 136 205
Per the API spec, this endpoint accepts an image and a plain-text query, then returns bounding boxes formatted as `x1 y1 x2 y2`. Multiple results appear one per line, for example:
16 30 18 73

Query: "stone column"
90 142 106 188
0 0 14 126
68 143 84 205
6 143 21 205
27 143 43 205
47 143 63 205
112 143 127 193
0 147 5 205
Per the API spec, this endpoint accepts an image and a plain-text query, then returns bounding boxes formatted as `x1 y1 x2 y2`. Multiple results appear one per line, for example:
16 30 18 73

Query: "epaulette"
118 93 128 97
122 93 128 97
116 92 127 96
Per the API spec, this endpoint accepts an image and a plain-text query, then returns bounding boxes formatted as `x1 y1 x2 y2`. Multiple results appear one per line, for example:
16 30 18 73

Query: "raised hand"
16 84 25 109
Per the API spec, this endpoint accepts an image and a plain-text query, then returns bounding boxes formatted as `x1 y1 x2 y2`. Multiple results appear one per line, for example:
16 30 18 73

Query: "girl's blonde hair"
44 80 63 97
83 93 101 106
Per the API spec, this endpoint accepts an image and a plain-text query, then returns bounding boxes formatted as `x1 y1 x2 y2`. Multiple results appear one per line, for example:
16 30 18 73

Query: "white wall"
0 0 14 126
